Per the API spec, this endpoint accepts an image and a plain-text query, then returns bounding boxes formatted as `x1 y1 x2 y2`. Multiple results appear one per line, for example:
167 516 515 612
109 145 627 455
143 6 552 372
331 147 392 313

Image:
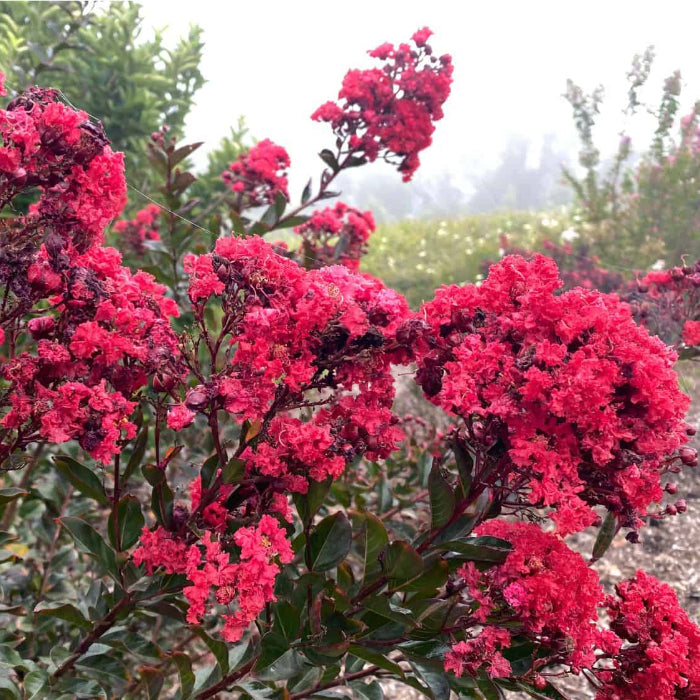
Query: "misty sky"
139 0 700 207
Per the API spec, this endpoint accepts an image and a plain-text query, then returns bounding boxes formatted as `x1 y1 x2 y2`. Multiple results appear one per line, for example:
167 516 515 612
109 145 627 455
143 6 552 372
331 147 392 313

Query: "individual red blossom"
221 138 290 209
112 204 161 255
188 475 233 532
312 29 452 181
597 571 700 699
293 201 375 272
683 319 700 346
414 255 691 535
167 403 195 431
132 526 190 575
444 627 512 679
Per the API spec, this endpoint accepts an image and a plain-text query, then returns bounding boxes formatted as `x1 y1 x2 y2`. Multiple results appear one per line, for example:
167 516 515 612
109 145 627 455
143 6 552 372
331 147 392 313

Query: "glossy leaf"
592 511 618 561
34 602 92 630
172 652 195 699
0 488 28 506
435 536 512 563
107 495 145 550
347 644 404 677
429 464 455 528
381 541 423 584
53 456 109 505
309 512 352 571
58 516 118 578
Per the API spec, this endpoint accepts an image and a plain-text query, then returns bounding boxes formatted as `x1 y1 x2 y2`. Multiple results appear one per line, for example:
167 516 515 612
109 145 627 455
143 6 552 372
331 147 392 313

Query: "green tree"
0 1 205 186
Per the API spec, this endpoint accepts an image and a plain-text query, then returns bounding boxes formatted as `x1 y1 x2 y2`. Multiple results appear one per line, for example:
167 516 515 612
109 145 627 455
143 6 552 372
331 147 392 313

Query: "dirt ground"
383 361 700 699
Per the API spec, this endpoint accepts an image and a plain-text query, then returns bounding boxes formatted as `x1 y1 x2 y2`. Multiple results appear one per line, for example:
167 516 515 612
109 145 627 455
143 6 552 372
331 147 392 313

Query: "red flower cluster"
222 138 290 208
293 202 375 272
0 80 179 465
0 86 126 251
452 521 606 673
178 236 411 496
133 514 292 643
312 28 453 181
597 571 700 699
1 244 180 463
112 203 161 255
415 255 692 534
444 627 511 679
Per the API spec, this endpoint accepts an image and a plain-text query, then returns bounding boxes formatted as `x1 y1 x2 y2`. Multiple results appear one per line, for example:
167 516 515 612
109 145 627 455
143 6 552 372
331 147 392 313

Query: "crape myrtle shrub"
0 30 698 700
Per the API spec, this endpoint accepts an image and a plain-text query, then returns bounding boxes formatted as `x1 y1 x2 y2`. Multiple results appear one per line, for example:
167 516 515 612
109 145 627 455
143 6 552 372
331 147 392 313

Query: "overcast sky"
138 0 700 201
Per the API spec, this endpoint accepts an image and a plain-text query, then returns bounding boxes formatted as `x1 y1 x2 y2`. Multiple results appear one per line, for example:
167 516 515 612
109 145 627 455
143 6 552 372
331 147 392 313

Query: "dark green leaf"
319 149 339 173
200 454 219 489
274 190 287 218
309 513 352 571
107 495 144 550
34 602 92 630
151 482 174 529
254 633 304 681
193 626 229 673
514 681 568 699
261 202 279 227
294 477 332 526
301 178 313 204
347 644 404 677
592 511 618 562
140 666 164 699
0 488 28 506
231 210 247 236
476 672 504 700
350 680 384 700
453 439 474 494
222 457 246 484
381 541 423 584
394 557 449 593
273 601 300 641
429 464 455 528
435 536 512 563
355 512 389 585
275 215 309 229
22 670 48 699
59 516 118 578
54 456 109 505
407 657 450 700
172 652 195 699
123 425 149 482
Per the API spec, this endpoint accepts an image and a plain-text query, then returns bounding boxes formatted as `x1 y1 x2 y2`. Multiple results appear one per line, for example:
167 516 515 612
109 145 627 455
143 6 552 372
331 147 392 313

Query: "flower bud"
185 386 209 410
675 499 687 513
153 373 176 393
679 447 698 467
27 315 56 339
665 482 678 495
